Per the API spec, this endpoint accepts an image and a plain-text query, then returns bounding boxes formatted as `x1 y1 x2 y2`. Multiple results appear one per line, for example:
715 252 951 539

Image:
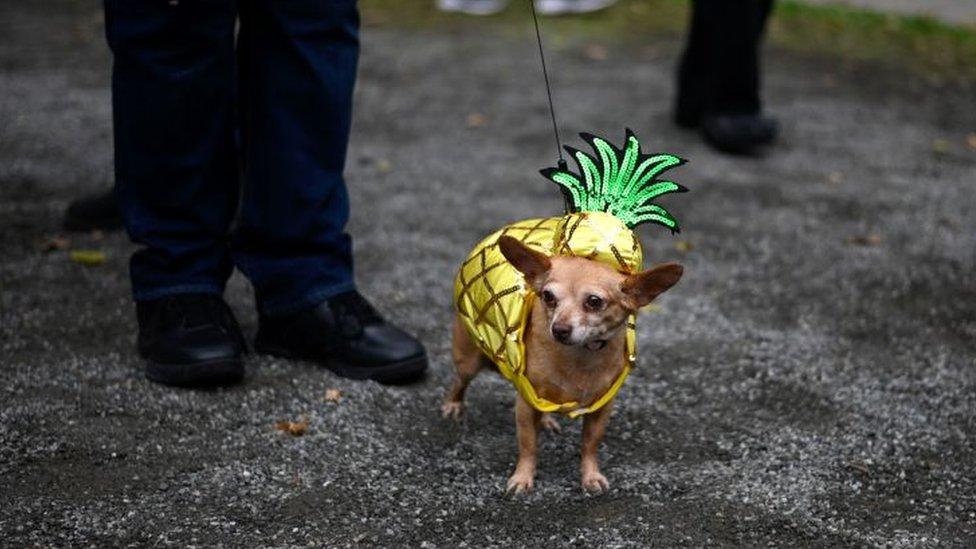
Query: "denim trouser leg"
233 0 359 315
106 0 239 301
106 0 360 312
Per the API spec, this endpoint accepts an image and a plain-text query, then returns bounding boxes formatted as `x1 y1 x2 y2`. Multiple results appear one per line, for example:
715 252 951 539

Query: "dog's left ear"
620 263 683 309
498 235 551 287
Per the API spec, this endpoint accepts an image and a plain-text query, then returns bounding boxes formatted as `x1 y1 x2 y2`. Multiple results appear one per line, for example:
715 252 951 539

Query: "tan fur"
443 236 682 494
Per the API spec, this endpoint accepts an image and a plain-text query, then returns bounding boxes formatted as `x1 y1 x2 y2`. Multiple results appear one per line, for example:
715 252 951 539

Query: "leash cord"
528 0 565 168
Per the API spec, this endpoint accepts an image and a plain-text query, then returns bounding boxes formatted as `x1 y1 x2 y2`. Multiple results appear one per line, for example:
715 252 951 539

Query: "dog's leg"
506 395 541 494
441 316 485 420
580 401 612 493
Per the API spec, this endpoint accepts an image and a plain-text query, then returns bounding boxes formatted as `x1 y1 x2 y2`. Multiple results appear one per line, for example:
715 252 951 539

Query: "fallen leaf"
376 159 392 173
466 113 488 128
40 236 70 252
275 418 308 437
69 250 106 265
674 240 693 253
583 44 607 61
847 234 881 247
324 388 342 403
826 171 844 185
967 133 976 152
931 138 951 154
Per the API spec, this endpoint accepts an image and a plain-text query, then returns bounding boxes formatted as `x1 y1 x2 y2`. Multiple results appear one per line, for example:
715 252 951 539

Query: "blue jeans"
106 0 359 315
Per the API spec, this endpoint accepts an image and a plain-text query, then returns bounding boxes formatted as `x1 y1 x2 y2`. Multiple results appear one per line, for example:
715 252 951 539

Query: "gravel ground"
2 1 976 547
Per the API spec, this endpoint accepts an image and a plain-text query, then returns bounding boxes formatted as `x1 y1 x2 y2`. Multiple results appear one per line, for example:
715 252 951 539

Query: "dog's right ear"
498 235 551 287
620 263 683 310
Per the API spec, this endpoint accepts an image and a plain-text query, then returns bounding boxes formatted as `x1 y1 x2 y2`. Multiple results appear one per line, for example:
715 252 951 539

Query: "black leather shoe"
63 190 124 232
701 113 778 155
254 290 428 384
137 294 245 387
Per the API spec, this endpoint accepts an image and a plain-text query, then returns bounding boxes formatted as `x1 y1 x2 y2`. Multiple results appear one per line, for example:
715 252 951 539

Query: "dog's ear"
620 263 683 309
498 235 551 286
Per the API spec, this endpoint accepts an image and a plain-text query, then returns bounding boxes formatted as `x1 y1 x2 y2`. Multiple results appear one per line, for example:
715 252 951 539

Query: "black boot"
137 294 246 387
254 290 427 384
63 190 124 232
701 113 778 155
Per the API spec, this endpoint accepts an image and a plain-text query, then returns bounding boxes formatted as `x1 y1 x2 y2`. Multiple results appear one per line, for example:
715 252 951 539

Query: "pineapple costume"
454 130 688 418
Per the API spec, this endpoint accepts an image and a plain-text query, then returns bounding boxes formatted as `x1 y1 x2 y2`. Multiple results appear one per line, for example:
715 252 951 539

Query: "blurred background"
1 0 975 546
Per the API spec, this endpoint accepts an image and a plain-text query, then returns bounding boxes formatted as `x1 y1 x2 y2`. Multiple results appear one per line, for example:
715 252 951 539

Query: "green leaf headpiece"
540 129 688 233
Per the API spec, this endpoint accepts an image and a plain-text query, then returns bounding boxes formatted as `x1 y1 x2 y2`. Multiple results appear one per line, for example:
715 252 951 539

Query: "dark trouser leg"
676 0 774 121
105 0 239 300
233 0 360 316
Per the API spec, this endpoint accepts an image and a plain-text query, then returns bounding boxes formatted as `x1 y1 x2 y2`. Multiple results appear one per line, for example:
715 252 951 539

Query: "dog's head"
498 235 683 350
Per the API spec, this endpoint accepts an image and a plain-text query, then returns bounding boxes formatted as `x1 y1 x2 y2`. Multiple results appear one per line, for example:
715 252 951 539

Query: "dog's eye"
584 295 604 311
541 290 557 306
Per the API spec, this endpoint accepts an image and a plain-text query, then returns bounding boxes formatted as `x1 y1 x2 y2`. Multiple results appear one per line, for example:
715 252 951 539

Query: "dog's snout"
551 323 572 344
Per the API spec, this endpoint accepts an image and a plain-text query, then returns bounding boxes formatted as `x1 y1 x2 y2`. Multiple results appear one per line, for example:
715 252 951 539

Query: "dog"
443 231 682 493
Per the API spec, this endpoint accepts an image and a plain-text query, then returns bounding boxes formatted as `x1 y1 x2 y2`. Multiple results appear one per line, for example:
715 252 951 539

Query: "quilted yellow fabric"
454 211 642 418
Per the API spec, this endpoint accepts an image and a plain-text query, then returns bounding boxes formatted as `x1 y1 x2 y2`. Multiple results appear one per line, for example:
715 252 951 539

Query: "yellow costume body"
454 211 643 418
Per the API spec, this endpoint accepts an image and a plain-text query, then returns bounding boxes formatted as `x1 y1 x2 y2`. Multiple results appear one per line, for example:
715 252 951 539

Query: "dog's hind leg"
441 316 488 421
540 413 561 433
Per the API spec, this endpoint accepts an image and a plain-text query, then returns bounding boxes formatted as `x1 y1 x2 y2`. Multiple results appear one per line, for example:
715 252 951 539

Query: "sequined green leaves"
540 129 688 232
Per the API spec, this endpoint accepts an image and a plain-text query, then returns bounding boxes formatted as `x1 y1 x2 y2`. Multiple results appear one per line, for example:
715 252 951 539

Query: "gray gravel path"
2 1 976 547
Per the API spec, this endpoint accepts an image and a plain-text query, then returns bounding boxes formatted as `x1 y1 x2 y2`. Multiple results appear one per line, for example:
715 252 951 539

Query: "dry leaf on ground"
275 418 308 437
674 240 693 253
466 113 488 128
40 236 70 252
69 250 106 265
324 388 342 403
584 44 607 61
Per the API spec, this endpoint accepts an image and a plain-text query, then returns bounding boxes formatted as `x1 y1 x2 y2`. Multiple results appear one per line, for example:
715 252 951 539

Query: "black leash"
528 0 569 181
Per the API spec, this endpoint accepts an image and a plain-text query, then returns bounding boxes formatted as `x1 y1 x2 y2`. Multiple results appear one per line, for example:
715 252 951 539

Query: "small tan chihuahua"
443 234 683 493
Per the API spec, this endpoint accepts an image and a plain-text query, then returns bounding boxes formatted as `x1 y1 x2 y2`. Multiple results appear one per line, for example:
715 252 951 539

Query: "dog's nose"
551 323 572 343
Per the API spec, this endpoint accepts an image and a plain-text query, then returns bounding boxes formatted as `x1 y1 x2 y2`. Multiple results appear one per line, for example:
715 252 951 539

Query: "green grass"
360 0 976 83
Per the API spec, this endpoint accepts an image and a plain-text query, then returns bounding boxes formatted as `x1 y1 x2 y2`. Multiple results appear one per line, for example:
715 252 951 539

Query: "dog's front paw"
441 401 464 421
581 471 609 493
506 471 535 494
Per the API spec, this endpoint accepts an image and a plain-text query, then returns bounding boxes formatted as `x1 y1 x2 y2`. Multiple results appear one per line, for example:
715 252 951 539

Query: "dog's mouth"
584 339 607 351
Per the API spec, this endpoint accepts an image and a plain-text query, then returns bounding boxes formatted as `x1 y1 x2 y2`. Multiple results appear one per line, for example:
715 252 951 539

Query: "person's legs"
238 0 426 383
233 0 359 316
675 0 710 127
106 0 240 299
675 0 777 154
705 0 773 116
105 0 245 386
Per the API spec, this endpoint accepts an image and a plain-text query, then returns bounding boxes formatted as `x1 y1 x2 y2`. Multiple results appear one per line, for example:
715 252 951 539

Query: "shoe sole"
535 0 617 15
254 341 427 385
436 0 506 15
145 357 244 387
